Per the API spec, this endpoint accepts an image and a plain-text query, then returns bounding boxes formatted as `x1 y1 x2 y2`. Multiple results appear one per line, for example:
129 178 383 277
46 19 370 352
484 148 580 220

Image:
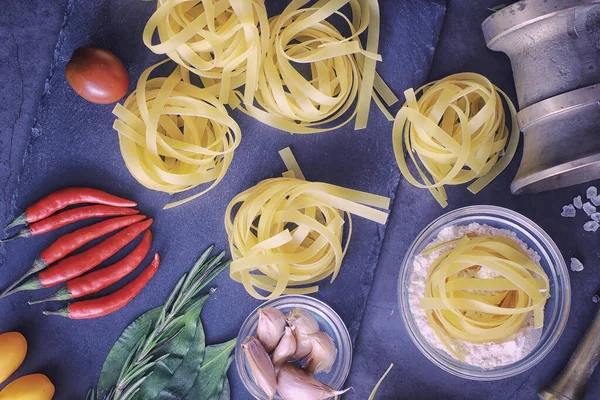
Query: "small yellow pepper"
0 332 27 384
0 374 55 400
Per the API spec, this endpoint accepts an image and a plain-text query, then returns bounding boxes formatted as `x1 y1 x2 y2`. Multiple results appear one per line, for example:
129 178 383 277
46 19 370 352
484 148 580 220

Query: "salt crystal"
592 195 600 207
561 204 576 218
584 221 600 232
592 212 600 223
570 257 584 272
573 195 583 209
583 202 596 216
586 186 598 199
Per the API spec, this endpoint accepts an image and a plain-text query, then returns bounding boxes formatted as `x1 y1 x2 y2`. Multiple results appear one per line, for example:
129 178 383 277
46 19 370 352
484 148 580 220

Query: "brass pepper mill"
539 294 600 400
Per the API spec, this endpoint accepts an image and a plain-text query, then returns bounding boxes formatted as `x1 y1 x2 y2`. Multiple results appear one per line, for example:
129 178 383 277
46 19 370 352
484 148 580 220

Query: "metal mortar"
482 0 600 194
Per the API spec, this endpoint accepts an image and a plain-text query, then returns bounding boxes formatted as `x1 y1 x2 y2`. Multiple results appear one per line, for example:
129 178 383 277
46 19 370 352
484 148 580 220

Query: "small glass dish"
236 295 352 400
398 205 571 380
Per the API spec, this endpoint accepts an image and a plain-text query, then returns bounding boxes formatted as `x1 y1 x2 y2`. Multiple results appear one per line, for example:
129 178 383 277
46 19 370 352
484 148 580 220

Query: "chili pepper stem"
0 233 18 243
0 229 32 243
43 308 69 318
0 277 44 299
5 213 27 230
28 286 72 305
0 258 47 297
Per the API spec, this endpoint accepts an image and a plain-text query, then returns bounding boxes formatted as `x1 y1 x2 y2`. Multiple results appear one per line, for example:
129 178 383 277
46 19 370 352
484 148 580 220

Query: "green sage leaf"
97 308 161 397
154 314 207 399
219 379 230 400
183 338 236 400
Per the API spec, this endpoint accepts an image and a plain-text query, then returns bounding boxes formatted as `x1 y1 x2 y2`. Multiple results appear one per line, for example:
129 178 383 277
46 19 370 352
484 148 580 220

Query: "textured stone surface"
0 0 69 237
0 0 445 399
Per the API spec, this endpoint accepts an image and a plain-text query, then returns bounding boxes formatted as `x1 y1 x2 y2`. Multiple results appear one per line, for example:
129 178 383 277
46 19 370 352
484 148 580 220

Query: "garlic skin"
276 364 350 400
242 336 277 400
286 308 320 335
257 307 286 352
272 327 297 369
286 308 320 360
291 332 312 360
301 332 337 374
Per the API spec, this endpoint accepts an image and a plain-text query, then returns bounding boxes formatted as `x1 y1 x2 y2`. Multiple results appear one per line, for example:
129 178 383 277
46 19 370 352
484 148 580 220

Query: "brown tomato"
65 47 129 104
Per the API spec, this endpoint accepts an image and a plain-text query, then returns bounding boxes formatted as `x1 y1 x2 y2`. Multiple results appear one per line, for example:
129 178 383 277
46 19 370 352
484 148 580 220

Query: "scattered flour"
408 223 543 369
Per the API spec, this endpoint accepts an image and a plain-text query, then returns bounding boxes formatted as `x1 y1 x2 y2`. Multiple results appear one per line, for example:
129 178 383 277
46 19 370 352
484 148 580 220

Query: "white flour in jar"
408 223 543 369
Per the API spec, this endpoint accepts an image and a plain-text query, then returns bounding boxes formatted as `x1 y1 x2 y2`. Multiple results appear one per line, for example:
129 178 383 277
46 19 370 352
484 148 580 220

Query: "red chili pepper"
40 215 147 266
1 205 140 242
0 215 146 298
39 219 153 287
6 187 137 229
43 253 160 320
29 230 152 304
1 219 153 297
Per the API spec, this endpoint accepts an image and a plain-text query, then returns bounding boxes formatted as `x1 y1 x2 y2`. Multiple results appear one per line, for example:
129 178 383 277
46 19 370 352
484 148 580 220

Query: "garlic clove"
257 307 286 353
285 308 320 335
242 336 277 400
300 332 337 374
291 331 313 360
276 364 350 400
286 308 320 360
272 326 297 369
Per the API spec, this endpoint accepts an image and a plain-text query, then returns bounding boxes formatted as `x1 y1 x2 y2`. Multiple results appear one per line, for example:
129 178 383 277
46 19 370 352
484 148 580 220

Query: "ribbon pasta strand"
225 147 390 300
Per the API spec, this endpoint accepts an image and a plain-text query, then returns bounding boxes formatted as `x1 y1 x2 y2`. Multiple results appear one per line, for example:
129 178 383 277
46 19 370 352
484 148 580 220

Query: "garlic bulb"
272 327 297 369
242 336 277 400
257 307 286 352
277 364 350 400
286 308 320 335
301 332 337 374
286 308 320 360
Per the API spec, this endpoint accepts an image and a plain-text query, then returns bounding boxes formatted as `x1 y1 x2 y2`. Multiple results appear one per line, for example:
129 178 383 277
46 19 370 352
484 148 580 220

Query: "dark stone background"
0 1 598 399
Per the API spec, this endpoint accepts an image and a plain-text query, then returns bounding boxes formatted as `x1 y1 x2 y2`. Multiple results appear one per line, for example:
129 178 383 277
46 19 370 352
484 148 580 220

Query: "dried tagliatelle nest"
419 235 550 360
113 60 241 209
392 72 519 207
143 0 269 105
225 147 390 299
238 0 398 133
